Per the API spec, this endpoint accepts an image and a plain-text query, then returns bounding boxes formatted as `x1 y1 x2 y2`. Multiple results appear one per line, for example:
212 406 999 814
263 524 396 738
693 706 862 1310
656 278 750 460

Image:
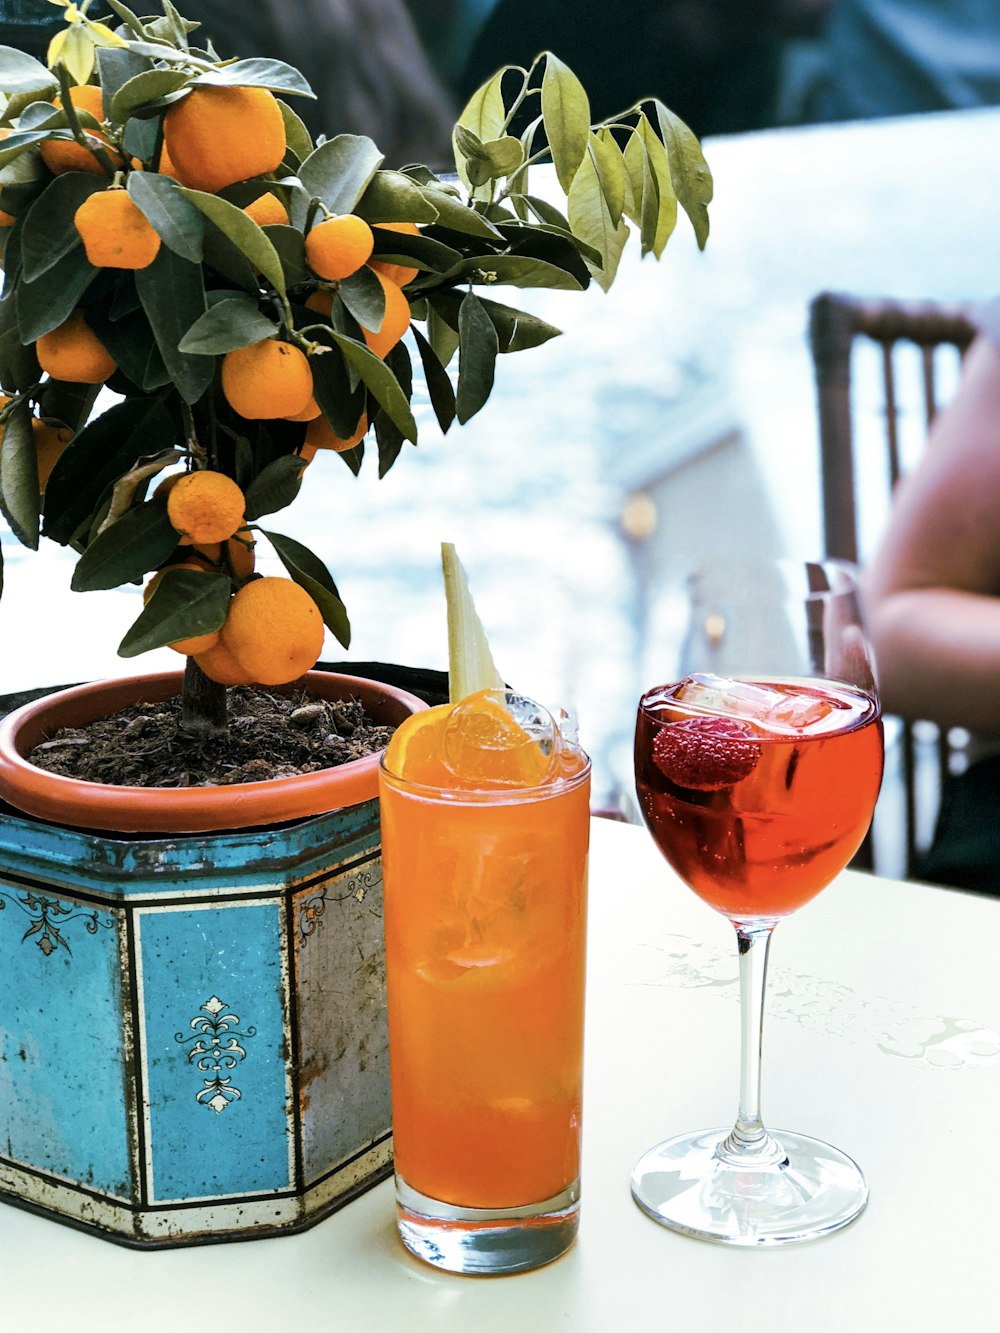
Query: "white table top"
3 816 997 1332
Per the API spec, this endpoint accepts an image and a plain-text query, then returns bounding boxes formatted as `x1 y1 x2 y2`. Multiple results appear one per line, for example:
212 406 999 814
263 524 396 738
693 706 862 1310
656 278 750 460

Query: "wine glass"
631 559 884 1245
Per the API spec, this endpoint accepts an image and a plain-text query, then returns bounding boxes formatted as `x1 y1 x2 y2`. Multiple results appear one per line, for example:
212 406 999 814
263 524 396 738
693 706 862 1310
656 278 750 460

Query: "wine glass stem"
718 923 788 1167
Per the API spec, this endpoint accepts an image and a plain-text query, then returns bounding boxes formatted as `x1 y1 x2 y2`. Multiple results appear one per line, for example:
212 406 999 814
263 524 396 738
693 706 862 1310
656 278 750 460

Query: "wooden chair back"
808 291 978 876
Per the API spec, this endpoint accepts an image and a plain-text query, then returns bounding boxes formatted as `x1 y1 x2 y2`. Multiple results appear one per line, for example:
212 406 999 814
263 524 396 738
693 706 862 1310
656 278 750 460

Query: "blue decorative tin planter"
0 670 428 1247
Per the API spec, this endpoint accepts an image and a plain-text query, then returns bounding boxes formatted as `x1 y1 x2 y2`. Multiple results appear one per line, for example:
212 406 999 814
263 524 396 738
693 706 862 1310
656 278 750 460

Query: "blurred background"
2 0 999 822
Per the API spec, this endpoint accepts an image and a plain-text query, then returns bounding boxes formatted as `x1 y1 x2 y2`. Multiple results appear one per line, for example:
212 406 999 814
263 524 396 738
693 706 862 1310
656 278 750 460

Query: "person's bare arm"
864 334 1000 735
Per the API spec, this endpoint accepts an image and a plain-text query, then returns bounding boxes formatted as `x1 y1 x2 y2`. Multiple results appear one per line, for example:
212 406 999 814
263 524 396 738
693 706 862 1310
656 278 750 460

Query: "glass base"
631 1127 868 1247
395 1174 580 1275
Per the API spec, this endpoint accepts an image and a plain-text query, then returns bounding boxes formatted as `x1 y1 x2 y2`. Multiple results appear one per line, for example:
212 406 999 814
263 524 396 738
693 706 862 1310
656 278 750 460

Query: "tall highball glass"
631 559 883 1245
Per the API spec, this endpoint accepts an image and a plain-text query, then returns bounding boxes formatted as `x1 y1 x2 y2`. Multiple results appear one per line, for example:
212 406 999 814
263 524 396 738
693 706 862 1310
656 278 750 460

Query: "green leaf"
127 169 204 263
0 325 41 392
19 173 104 282
0 129 52 175
42 396 178 545
263 222 309 289
453 67 508 191
623 128 659 258
355 169 440 224
98 447 179 527
109 67 188 122
70 498 178 591
337 266 386 331
191 58 314 99
298 135 383 216
373 407 404 478
122 112 158 162
101 0 149 42
179 188 286 298
456 292 498 425
480 298 562 353
328 331 416 442
422 186 505 241
307 333 366 438
118 568 231 657
0 45 58 95
159 1 192 50
568 143 628 291
262 528 350 648
540 54 590 195
86 299 170 391
242 453 306 521
370 226 461 277
16 244 97 342
277 98 312 162
0 399 39 548
588 129 627 229
335 441 364 476
178 299 276 355
200 217 258 292
426 302 459 367
520 193 571 229
451 252 585 291
134 246 213 404
96 46 153 110
36 379 100 436
483 135 523 178
636 113 677 258
496 220 596 282
411 324 455 433
454 123 489 163
58 23 98 87
652 100 713 251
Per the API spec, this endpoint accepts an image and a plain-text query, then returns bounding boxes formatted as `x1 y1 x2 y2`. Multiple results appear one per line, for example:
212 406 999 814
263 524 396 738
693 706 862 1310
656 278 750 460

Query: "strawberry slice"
652 716 760 791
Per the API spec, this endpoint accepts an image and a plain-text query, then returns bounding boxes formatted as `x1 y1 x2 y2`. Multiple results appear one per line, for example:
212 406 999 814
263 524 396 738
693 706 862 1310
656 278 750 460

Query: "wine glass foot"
630 1126 868 1247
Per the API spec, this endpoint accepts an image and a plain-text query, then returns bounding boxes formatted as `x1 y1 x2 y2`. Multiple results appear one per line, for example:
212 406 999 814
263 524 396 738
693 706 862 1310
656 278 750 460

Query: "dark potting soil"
25 686 396 788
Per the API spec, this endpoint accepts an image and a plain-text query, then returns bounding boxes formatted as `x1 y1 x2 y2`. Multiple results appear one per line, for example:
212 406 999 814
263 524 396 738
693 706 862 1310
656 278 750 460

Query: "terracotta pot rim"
0 669 427 835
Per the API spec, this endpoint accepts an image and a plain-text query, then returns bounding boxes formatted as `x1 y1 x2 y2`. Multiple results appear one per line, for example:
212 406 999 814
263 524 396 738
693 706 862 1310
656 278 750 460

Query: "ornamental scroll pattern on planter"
0 887 114 956
175 996 257 1114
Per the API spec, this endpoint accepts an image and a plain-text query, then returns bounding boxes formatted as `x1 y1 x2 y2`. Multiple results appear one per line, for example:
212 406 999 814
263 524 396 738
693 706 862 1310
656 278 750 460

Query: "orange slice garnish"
382 703 454 784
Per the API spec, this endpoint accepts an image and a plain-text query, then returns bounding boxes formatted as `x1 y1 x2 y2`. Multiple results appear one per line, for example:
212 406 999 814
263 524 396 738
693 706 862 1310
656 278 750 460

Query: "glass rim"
685 556 863 602
377 748 592 804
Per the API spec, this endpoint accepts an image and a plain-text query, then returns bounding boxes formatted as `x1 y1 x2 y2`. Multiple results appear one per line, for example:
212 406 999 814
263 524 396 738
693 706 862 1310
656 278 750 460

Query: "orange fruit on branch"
41 85 122 177
360 271 410 359
191 528 257 580
36 310 116 384
286 394 322 422
221 338 314 420
162 85 286 194
193 638 255 686
304 289 333 318
166 470 246 545
305 214 374 281
305 411 368 452
244 191 289 227
223 576 325 686
74 189 161 270
33 418 73 493
370 221 420 287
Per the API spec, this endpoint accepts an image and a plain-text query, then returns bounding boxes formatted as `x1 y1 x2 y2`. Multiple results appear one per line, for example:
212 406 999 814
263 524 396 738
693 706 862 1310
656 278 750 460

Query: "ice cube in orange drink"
383 690 555 789
442 689 554 787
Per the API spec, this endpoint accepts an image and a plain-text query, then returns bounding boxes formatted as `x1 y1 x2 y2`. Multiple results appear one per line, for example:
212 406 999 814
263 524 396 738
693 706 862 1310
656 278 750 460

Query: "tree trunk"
180 656 229 737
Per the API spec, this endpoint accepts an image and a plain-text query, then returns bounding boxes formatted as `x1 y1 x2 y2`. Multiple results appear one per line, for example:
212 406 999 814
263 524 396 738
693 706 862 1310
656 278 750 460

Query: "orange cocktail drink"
378 690 590 1274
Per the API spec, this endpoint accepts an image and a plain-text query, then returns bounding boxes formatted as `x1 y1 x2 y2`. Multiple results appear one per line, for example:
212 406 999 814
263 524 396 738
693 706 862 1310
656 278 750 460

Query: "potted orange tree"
0 0 711 1246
